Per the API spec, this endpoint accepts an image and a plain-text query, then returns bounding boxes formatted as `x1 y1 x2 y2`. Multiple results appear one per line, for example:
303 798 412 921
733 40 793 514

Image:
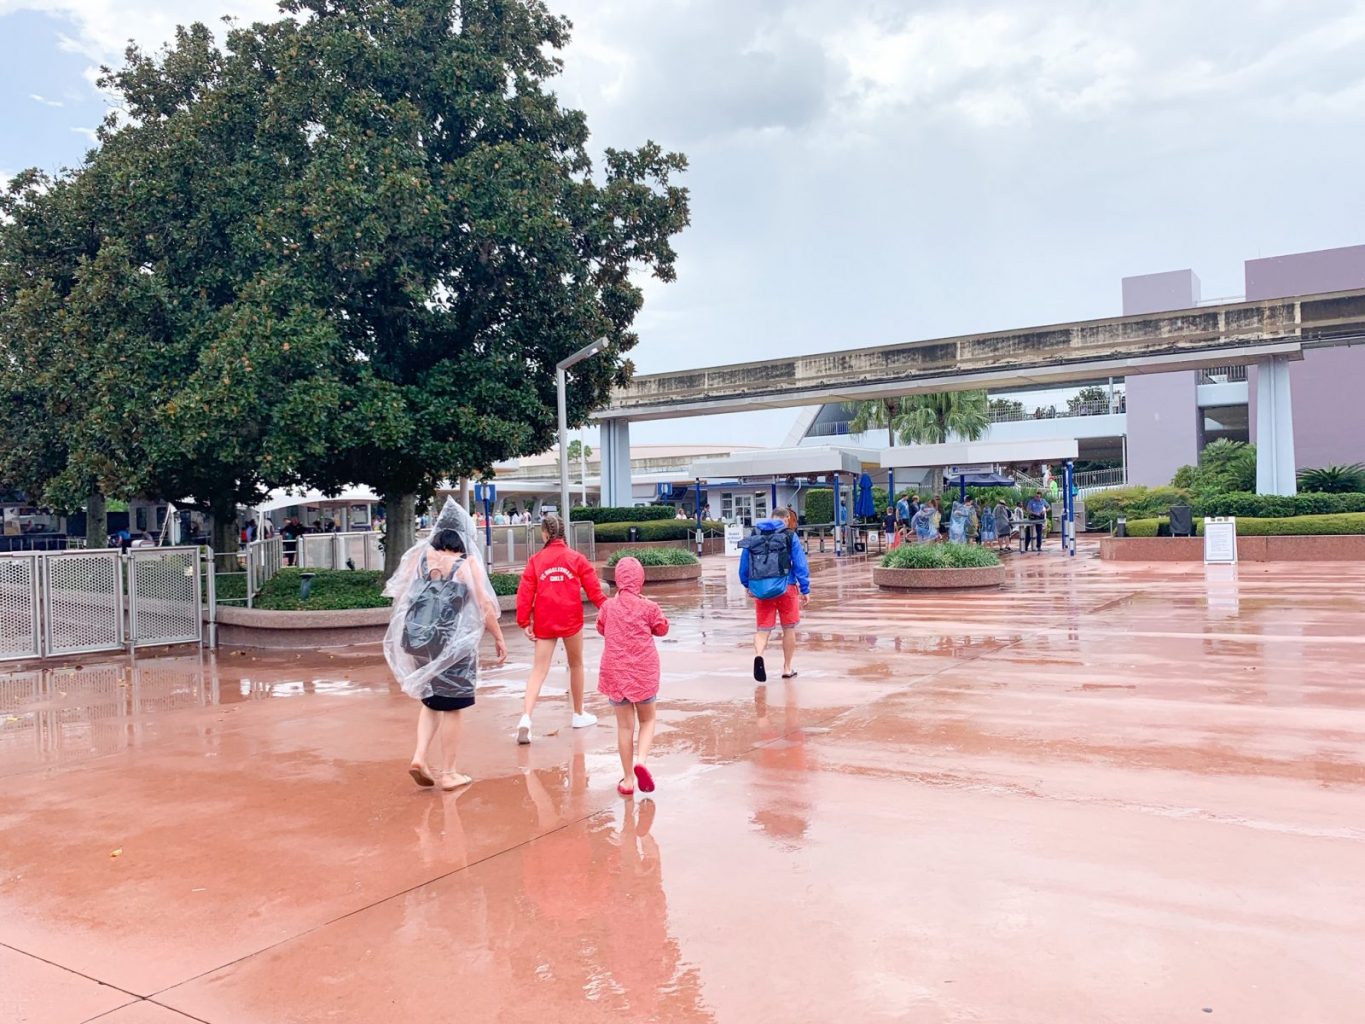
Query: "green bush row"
252 569 391 610
1196 491 1365 517
594 519 723 542
880 542 1002 569
490 572 520 596
571 505 676 524
605 547 701 567
1124 512 1365 538
1085 486 1191 529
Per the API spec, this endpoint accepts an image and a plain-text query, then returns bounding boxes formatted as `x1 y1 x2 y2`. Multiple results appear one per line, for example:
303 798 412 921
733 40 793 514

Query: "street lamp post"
557 339 607 549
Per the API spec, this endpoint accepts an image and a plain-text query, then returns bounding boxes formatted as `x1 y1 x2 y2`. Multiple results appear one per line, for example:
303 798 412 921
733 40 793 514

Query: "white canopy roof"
880 438 1079 470
690 445 877 481
252 486 381 514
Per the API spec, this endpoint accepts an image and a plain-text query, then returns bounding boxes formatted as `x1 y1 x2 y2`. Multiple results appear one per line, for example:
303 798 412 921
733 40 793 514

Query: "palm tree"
849 390 990 496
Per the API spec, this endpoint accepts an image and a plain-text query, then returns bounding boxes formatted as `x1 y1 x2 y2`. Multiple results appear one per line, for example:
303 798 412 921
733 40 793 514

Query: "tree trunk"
383 491 416 580
86 491 107 548
931 467 946 500
211 506 239 572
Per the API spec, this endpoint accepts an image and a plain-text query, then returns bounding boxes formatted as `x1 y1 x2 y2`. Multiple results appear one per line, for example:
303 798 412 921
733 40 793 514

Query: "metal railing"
989 395 1126 423
296 531 383 571
1074 467 1127 494
0 546 209 662
1198 365 1248 384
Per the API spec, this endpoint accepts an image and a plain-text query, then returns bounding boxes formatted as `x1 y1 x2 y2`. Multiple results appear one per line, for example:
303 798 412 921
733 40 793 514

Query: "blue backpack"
740 530 793 600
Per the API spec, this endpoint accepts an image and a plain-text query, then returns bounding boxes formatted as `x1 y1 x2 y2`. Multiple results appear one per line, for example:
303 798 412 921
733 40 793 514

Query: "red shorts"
755 585 801 630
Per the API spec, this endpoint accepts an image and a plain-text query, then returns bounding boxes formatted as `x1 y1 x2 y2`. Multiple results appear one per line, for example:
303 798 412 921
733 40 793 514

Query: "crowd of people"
880 489 1054 553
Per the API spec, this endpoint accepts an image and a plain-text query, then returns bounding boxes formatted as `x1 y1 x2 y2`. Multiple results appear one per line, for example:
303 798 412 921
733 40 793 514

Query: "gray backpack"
402 555 467 660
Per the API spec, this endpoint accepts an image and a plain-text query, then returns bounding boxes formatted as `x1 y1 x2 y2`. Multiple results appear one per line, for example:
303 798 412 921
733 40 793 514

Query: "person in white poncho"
384 497 507 791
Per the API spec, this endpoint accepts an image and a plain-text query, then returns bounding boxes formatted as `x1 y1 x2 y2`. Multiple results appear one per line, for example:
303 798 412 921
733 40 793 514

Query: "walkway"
2 549 1363 1022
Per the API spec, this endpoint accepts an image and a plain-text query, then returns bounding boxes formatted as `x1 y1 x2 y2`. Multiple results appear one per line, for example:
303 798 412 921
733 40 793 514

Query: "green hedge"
490 572 520 596
880 542 1001 569
252 569 391 610
605 547 701 567
571 505 676 524
595 519 724 542
1196 491 1365 518
1125 512 1365 538
805 489 834 525
1085 486 1191 529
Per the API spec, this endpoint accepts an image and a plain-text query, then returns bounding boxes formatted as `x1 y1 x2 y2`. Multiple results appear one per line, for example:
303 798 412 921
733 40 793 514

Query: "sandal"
440 772 473 791
617 780 635 797
409 763 435 787
633 764 655 793
781 670 799 679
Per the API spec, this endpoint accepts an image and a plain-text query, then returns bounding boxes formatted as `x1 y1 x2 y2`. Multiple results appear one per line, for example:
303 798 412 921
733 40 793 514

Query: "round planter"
872 564 1006 590
602 562 702 585
210 604 391 649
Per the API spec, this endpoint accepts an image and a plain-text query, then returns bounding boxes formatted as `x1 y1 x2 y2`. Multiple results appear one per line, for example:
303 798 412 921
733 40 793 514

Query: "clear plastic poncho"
382 497 499 700
912 505 937 541
948 502 969 543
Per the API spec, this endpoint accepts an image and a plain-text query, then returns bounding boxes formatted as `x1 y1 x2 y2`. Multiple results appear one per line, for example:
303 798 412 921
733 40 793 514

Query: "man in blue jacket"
739 509 811 682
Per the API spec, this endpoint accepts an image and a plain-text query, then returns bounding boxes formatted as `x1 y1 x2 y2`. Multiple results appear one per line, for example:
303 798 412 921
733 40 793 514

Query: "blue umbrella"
855 472 876 518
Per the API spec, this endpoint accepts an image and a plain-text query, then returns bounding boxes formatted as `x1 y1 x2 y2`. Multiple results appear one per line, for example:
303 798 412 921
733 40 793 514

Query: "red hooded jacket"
516 539 607 639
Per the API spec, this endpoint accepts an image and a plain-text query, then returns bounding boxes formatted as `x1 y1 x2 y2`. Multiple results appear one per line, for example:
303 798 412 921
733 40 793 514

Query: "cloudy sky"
5 0 1365 446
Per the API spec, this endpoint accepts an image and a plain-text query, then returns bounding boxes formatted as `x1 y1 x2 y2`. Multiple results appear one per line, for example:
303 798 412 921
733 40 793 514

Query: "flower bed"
602 547 702 584
873 542 1005 590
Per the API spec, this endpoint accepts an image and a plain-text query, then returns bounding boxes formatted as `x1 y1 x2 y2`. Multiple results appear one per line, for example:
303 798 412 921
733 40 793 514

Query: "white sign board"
1203 517 1238 564
724 523 744 557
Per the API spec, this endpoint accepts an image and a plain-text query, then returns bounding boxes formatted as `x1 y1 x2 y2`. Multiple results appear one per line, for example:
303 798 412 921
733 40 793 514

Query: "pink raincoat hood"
613 557 645 594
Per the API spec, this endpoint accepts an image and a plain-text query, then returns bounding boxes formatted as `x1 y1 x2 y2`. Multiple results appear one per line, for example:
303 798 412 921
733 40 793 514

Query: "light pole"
557 338 607 548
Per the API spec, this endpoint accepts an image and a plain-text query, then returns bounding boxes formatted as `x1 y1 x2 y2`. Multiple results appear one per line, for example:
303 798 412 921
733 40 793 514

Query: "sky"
5 0 1365 447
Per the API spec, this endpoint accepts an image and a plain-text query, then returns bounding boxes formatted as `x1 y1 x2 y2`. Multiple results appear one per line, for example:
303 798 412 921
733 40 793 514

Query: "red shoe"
617 780 635 797
634 764 655 793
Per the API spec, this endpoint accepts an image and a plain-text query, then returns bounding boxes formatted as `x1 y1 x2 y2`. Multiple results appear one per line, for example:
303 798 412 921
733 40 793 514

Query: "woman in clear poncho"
384 497 507 791
948 500 970 543
911 503 937 543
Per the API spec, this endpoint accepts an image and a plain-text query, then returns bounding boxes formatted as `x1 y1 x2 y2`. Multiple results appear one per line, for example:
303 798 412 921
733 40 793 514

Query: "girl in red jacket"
514 514 607 744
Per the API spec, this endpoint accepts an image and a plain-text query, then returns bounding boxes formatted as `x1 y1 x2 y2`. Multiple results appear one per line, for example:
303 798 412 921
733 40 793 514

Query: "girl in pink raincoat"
597 557 670 797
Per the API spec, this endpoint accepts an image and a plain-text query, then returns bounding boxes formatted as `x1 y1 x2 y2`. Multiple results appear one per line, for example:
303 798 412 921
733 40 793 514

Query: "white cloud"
68 126 98 143
29 93 64 107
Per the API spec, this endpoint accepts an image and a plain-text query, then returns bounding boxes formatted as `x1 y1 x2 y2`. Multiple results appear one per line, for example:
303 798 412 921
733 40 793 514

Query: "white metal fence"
0 547 208 662
295 531 384 571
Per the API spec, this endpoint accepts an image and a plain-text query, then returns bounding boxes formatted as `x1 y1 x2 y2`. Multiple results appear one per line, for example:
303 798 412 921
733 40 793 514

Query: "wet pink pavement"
2 546 1363 1022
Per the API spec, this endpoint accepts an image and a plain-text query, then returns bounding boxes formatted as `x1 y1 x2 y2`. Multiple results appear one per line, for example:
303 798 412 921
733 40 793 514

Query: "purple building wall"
1122 270 1202 485
1245 246 1365 469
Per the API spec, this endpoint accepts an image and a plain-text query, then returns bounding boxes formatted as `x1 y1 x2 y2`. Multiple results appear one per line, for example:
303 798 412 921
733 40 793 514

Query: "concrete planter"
595 538 724 559
1100 535 1365 562
497 592 594 612
210 604 391 649
602 562 702 585
872 564 1006 589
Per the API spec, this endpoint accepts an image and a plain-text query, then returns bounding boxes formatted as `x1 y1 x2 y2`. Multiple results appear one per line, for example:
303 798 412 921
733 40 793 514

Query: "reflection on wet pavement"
2 548 1364 1022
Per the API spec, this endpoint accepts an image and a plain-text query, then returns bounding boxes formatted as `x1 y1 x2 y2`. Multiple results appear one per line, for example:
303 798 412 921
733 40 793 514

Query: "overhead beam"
595 289 1365 422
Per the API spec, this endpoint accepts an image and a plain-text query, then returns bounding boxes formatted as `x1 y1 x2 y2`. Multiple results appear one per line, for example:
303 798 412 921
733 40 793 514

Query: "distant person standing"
882 505 898 547
1024 490 1048 553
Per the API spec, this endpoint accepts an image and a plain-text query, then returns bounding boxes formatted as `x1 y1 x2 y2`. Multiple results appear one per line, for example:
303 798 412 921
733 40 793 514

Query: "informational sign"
656 481 674 500
946 463 992 477
473 483 497 504
723 523 744 557
1203 517 1238 564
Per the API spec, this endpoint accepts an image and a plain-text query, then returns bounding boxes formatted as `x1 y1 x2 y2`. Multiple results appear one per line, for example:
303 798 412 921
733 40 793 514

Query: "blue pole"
958 475 967 503
771 480 778 515
888 469 895 509
1063 459 1076 557
832 472 841 555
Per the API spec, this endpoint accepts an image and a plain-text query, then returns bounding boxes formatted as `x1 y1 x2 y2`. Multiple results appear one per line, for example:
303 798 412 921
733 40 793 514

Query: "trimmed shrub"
804 489 834 525
571 505 676 524
595 519 723 542
252 569 390 610
1196 491 1365 517
1171 439 1257 495
1125 512 1365 538
880 542 1002 569
605 547 701 567
1086 486 1191 530
490 572 520 596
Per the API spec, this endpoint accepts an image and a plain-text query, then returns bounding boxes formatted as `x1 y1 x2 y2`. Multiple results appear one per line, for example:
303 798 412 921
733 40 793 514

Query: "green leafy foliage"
595 520 720 541
490 572 520 596
880 542 1002 569
1297 464 1365 494
804 489 834 525
605 547 700 567
1171 440 1257 495
1197 491 1365 517
572 505 677 524
1125 513 1365 538
251 569 390 610
1085 486 1192 529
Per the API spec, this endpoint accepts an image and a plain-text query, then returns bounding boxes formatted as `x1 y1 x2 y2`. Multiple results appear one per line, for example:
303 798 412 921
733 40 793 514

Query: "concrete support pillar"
1255 355 1297 496
600 419 633 507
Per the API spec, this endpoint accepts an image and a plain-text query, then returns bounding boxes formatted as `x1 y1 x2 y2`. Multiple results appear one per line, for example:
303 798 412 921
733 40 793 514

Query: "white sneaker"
516 714 532 745
571 711 598 729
